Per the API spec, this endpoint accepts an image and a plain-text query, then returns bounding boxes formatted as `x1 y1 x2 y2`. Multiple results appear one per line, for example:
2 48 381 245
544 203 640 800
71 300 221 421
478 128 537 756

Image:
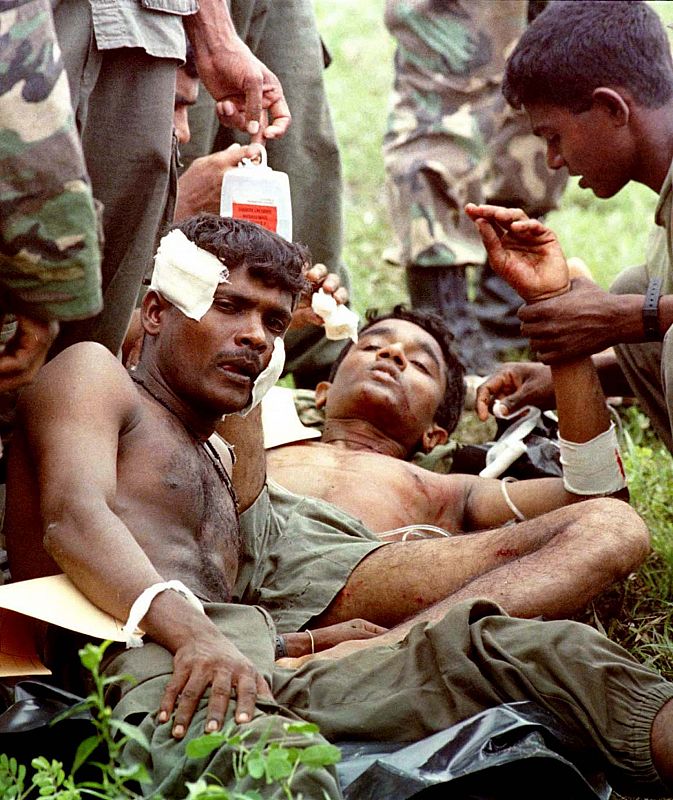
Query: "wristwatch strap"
643 277 663 341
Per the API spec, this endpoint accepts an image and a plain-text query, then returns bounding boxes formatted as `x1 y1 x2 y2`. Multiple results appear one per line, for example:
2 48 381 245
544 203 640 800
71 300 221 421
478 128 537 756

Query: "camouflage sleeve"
0 0 102 321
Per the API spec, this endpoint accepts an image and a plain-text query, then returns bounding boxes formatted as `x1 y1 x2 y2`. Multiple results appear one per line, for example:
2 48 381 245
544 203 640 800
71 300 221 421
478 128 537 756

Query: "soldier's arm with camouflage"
0 0 102 388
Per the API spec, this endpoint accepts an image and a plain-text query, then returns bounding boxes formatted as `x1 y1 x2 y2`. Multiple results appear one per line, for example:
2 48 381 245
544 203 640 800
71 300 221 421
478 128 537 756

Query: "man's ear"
314 380 332 410
141 290 172 335
420 422 449 454
591 87 631 127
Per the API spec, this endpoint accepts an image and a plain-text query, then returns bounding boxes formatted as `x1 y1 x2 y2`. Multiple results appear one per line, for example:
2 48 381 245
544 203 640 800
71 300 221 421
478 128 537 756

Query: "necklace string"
129 373 239 507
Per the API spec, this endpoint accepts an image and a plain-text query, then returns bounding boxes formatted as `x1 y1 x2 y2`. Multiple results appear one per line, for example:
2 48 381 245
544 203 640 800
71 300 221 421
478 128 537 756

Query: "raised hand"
289 262 350 331
465 204 570 303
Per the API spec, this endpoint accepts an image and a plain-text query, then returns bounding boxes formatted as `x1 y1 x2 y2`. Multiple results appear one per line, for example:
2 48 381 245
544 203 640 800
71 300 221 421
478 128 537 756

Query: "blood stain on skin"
496 548 519 559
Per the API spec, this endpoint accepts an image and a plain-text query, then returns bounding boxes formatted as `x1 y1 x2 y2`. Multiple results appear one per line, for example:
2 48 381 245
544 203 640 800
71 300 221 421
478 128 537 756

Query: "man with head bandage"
8 213 673 800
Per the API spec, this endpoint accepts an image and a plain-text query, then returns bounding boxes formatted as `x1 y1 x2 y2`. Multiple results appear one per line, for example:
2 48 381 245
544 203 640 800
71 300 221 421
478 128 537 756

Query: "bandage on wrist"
122 580 205 648
559 422 626 496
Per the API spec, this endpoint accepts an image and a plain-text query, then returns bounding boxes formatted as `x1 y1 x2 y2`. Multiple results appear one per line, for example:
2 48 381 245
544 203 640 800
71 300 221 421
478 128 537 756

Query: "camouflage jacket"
0 0 102 321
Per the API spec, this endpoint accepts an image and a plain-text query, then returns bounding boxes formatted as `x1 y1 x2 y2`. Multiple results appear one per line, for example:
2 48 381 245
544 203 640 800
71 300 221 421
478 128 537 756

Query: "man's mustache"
216 350 264 379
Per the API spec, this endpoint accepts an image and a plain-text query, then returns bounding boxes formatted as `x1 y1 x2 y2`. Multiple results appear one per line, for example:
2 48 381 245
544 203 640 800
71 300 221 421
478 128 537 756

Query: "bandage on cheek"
559 422 626 496
238 337 285 417
150 229 229 321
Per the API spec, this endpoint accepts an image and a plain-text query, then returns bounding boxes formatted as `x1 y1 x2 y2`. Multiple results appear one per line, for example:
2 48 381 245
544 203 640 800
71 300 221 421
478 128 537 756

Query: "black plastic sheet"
337 702 610 800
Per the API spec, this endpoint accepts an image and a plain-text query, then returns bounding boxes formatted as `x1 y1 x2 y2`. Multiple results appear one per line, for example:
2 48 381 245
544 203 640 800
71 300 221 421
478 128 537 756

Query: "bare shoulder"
19 342 140 429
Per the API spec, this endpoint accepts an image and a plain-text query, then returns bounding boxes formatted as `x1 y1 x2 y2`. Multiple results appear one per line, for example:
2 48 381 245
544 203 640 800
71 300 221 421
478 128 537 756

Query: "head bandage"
150 229 229 321
238 336 285 417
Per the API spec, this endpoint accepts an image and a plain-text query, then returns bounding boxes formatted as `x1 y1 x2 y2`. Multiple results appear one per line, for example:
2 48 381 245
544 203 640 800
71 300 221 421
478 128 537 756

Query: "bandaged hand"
465 204 570 303
289 262 354 335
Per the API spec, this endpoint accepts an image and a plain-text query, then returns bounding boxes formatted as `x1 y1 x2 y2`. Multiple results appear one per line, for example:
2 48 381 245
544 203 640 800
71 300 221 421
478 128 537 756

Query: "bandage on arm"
122 580 205 648
559 422 626 496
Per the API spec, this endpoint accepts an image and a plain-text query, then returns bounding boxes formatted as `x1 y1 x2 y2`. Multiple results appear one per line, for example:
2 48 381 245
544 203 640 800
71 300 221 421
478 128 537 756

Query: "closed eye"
411 359 430 374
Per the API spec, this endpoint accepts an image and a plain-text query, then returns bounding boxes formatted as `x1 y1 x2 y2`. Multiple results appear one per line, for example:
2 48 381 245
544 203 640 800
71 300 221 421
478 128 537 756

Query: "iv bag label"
232 202 278 233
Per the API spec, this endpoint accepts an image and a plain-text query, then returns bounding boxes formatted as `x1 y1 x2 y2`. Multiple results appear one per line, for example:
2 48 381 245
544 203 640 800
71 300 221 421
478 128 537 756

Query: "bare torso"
267 440 469 533
5 376 240 603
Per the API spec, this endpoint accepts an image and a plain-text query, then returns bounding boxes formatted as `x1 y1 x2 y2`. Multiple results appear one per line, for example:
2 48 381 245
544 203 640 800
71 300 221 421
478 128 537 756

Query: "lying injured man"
5 212 673 799
264 277 647 626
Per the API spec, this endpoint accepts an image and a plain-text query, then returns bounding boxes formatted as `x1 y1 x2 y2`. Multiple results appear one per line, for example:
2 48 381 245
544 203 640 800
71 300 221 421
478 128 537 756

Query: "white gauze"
238 336 286 417
150 229 229 321
311 289 359 342
559 422 626 495
122 580 205 648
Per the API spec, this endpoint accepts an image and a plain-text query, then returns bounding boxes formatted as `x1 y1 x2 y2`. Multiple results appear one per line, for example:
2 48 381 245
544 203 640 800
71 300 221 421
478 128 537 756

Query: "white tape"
122 580 205 648
150 229 229 321
238 337 285 417
311 289 359 342
559 422 626 496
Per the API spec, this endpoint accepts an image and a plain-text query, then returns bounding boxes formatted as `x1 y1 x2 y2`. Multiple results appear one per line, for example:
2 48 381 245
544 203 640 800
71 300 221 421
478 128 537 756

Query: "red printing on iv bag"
232 202 278 233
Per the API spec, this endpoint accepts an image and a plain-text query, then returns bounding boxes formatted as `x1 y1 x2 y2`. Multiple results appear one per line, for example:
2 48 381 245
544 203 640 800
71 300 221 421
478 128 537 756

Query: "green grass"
315 0 673 682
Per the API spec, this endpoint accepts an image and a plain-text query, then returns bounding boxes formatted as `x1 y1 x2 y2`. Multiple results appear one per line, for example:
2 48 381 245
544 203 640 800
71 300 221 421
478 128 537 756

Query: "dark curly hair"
329 305 466 437
503 1 673 113
171 214 309 301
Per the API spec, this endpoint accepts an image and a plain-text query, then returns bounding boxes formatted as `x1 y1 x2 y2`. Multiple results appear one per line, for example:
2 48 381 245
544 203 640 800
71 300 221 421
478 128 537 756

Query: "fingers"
204 674 232 732
242 70 264 134
263 95 291 140
475 373 518 421
0 316 58 392
356 620 388 637
249 110 267 146
305 262 329 285
465 203 528 225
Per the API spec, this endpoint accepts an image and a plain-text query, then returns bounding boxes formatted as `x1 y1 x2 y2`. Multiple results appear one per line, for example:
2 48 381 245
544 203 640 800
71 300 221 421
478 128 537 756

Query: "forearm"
551 357 610 443
217 406 266 513
43 500 213 650
183 0 239 61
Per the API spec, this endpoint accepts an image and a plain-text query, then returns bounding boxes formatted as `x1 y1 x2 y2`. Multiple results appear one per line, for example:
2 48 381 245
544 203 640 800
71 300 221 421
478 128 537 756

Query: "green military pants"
181 0 350 383
111 600 673 798
52 0 178 356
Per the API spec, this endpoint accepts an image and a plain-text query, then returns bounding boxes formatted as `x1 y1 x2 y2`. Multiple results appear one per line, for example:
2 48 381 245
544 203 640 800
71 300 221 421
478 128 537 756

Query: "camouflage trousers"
383 0 567 355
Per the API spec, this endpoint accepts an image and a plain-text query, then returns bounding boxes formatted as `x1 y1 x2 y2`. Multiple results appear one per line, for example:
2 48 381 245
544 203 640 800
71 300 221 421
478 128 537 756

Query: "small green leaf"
109 718 151 751
264 748 292 781
71 735 100 774
186 732 227 759
298 743 341 768
284 722 320 736
245 751 265 780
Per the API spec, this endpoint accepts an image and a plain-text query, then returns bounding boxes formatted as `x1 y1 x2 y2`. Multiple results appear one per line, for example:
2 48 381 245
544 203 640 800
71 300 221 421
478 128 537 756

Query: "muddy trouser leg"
611 265 673 454
274 599 673 797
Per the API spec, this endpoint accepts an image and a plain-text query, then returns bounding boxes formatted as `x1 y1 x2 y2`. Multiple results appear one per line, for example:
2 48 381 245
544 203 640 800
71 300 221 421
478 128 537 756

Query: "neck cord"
129 373 238 504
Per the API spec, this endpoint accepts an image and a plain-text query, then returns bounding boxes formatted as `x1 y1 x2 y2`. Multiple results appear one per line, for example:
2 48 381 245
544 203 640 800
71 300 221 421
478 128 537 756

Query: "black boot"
407 266 497 375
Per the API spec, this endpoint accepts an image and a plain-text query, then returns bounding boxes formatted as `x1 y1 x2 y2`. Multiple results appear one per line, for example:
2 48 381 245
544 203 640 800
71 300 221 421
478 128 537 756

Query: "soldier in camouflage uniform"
0 0 102 439
384 0 567 372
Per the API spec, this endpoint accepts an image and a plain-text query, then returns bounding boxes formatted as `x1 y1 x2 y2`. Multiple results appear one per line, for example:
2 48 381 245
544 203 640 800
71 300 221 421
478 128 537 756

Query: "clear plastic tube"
378 524 455 542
